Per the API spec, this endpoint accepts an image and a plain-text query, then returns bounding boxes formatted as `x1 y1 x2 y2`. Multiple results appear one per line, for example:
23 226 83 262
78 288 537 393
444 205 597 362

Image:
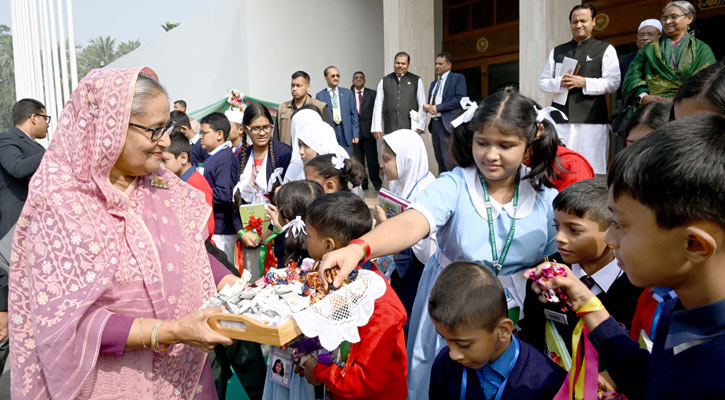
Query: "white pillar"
9 0 22 98
382 0 438 175
39 0 58 137
519 0 579 106
29 0 43 101
66 0 78 90
56 0 70 102
47 0 65 115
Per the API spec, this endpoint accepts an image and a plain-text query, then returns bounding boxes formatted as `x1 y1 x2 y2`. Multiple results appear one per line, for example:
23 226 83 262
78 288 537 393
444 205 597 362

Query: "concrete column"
383 0 439 175
519 0 579 105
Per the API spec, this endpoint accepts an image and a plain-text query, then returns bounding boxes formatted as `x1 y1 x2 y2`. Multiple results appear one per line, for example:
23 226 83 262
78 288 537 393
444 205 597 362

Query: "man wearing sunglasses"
0 98 49 376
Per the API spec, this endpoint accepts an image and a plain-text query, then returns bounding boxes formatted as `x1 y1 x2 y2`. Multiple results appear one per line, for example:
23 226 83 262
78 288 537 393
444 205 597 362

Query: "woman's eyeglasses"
661 14 686 23
246 125 273 135
128 120 176 142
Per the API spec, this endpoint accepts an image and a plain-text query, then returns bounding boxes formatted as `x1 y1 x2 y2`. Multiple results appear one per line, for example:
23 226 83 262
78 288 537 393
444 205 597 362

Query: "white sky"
0 0 222 46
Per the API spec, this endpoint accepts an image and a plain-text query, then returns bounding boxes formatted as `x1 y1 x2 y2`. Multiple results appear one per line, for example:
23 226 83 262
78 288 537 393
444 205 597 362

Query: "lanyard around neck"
479 174 519 275
460 337 521 400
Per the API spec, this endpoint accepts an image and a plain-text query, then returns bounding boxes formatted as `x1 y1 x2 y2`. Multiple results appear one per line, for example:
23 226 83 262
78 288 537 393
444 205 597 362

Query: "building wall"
108 0 385 112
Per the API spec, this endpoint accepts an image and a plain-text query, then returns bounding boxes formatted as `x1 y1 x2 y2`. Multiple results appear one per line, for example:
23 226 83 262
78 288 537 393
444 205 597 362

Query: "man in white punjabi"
539 3 620 174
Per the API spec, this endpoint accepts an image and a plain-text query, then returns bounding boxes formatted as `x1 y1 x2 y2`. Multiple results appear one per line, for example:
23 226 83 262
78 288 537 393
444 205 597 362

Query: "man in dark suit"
423 52 467 174
351 71 382 191
0 98 48 376
315 66 359 153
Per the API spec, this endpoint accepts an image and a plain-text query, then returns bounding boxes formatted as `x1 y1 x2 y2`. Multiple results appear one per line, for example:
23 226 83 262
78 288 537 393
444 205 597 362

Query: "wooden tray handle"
207 312 301 346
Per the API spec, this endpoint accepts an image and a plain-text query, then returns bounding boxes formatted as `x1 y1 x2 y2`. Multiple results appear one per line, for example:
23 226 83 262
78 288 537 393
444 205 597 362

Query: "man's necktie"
332 89 342 124
580 275 596 290
430 76 442 104
357 90 363 115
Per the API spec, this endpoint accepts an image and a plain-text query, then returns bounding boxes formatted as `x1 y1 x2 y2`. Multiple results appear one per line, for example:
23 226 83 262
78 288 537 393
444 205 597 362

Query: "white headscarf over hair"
383 129 435 199
285 109 325 183
296 120 349 159
290 109 323 162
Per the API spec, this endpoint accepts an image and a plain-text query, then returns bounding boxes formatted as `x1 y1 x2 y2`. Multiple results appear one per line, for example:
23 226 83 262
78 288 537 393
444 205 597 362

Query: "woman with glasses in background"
622 1 716 106
232 102 292 279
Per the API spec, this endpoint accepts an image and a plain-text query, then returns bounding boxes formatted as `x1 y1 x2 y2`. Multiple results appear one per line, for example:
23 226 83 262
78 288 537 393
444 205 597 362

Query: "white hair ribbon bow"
534 105 568 126
267 167 285 192
331 155 346 170
451 97 478 128
280 216 307 238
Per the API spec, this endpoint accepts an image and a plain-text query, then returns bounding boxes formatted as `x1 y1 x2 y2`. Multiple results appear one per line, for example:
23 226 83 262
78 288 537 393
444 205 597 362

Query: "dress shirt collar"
207 142 228 156
571 258 622 295
665 299 725 352
189 133 200 145
437 70 450 81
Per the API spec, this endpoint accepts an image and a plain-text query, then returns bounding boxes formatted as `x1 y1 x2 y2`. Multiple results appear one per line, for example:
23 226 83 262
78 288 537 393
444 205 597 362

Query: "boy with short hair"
170 110 208 166
298 192 407 399
519 178 641 353
161 134 215 239
199 112 236 261
429 261 566 399
527 114 725 398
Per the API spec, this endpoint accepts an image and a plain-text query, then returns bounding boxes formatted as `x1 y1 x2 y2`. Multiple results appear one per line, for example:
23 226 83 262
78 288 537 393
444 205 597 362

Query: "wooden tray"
207 313 302 346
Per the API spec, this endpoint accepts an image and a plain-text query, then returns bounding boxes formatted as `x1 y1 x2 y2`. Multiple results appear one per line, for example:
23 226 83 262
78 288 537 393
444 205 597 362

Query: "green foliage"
161 21 180 32
77 36 140 79
0 24 16 131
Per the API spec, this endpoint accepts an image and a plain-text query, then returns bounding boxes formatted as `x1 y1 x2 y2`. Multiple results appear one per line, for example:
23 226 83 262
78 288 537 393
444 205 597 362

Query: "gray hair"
130 74 168 117
664 1 696 18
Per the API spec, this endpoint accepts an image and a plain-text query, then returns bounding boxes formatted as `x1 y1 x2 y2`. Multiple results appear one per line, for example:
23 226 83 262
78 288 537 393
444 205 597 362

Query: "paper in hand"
553 56 578 105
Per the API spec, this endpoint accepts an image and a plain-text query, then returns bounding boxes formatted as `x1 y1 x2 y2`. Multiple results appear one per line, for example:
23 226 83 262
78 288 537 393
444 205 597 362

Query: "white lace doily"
292 270 387 350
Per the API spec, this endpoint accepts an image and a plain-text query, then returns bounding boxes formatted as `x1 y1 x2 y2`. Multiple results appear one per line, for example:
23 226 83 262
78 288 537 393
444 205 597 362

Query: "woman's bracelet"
575 295 605 317
151 320 170 353
348 239 371 264
137 317 148 349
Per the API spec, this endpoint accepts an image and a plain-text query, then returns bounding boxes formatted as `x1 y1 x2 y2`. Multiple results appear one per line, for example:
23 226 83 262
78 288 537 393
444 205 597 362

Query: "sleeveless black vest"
551 37 611 124
382 72 420 134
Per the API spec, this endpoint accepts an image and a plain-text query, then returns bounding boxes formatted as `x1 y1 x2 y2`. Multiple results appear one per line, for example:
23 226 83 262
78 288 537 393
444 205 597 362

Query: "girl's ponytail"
339 158 366 190
525 118 561 191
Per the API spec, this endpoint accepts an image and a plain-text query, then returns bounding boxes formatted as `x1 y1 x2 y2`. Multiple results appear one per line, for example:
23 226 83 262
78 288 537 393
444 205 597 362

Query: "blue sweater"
430 339 566 400
589 298 725 399
202 146 236 234
190 139 209 167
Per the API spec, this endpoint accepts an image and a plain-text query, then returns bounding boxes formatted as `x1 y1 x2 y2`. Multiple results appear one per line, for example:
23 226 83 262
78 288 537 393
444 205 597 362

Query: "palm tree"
161 21 180 32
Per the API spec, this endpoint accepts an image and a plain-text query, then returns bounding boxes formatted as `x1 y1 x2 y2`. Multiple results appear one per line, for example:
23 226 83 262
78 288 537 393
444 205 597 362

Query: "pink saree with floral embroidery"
9 67 217 399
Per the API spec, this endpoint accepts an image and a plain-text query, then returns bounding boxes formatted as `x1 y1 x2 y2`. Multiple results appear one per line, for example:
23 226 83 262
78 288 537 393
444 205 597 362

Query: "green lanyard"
479 174 519 275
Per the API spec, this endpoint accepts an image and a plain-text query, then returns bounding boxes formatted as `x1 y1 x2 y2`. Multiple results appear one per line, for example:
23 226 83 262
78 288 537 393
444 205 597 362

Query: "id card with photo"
269 347 293 388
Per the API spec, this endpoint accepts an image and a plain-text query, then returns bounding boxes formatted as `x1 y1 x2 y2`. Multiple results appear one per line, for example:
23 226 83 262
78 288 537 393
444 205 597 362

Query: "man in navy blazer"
316 66 359 153
423 52 467 174
0 98 48 375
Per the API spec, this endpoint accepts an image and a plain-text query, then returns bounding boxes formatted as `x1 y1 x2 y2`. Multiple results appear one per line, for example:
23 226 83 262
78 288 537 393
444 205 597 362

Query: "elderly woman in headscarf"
623 1 716 106
9 68 237 399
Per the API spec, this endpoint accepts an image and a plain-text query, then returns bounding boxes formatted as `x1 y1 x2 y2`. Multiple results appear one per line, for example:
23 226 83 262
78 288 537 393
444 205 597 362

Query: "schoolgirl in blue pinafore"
403 94 562 399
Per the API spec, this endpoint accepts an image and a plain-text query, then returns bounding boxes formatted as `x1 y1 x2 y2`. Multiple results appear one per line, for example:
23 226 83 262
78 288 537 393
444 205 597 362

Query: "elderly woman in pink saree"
8 67 237 399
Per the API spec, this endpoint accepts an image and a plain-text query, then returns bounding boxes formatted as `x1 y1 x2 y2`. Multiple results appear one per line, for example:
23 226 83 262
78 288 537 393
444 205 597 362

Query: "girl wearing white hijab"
284 108 323 182
374 129 438 327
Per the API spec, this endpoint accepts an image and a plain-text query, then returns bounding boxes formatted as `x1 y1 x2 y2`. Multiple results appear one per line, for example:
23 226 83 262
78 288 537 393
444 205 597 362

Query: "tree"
77 36 140 79
161 21 180 32
0 24 16 131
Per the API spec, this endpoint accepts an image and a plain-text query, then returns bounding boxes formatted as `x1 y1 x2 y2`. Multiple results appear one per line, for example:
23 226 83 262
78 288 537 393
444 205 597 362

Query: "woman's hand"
165 306 233 352
641 95 671 104
239 232 260 248
265 204 282 231
523 263 594 311
373 205 388 225
318 245 366 290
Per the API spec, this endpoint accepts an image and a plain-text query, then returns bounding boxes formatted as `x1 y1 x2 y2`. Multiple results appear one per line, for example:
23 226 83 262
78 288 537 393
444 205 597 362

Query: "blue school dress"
405 165 558 400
